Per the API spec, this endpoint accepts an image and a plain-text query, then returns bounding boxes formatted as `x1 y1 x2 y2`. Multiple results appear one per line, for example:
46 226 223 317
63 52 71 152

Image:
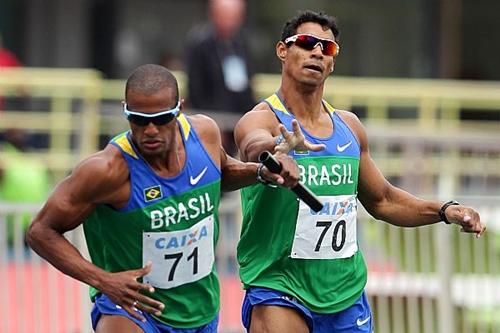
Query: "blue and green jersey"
239 93 367 314
84 114 221 328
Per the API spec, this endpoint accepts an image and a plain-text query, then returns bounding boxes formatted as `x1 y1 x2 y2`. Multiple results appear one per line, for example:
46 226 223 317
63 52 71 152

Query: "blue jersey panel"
110 117 221 212
264 93 360 159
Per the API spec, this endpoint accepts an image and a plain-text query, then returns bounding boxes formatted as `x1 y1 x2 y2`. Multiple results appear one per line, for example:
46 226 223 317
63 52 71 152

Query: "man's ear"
179 98 185 113
276 41 287 62
329 59 337 73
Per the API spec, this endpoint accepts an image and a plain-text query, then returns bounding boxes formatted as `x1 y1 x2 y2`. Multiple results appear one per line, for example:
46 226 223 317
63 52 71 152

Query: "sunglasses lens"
128 113 176 126
152 114 176 125
293 35 338 56
322 41 338 56
127 115 149 126
294 35 317 50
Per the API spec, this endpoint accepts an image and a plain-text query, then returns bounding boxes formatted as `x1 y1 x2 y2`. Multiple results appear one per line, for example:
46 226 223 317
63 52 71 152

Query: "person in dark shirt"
185 0 254 155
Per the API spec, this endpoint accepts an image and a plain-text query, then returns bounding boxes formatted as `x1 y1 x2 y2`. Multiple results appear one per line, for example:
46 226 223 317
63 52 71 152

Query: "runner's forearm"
27 223 109 289
360 186 442 227
240 136 279 162
221 160 259 191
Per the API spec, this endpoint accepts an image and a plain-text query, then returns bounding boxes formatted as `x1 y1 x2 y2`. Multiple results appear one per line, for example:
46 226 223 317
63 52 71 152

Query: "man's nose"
144 122 159 135
311 43 324 57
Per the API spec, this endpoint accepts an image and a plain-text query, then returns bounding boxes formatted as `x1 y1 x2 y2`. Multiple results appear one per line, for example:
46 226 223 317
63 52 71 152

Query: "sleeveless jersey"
239 93 367 314
83 114 221 328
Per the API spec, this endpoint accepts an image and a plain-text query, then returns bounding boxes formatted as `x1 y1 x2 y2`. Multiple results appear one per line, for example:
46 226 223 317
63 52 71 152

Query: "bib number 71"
142 215 214 288
164 246 198 281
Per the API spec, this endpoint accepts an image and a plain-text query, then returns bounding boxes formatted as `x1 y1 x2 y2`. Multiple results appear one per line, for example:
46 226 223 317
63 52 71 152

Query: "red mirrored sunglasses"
284 34 340 57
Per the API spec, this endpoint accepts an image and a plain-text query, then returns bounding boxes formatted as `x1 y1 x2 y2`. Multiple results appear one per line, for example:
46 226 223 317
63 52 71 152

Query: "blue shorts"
91 293 218 333
242 287 372 333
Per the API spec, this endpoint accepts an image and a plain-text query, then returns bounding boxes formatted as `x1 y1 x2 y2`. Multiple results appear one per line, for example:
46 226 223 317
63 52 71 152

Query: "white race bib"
291 195 358 259
143 215 214 289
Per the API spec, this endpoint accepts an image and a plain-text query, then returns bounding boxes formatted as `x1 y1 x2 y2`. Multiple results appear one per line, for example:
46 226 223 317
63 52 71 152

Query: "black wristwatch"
439 200 460 224
256 163 270 185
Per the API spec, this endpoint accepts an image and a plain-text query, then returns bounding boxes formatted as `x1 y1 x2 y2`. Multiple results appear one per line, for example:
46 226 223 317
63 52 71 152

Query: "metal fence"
1 135 498 333
0 203 91 333
2 67 500 177
361 198 500 333
1 200 499 332
0 196 245 333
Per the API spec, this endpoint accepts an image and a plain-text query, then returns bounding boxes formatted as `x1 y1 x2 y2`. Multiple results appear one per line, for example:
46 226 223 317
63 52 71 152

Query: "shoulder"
184 113 222 166
68 144 129 203
185 114 222 146
335 109 361 126
187 114 220 135
75 145 126 177
235 101 279 132
335 109 368 148
249 101 274 114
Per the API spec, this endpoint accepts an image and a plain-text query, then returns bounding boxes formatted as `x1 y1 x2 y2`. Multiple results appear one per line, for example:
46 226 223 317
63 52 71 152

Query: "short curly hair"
280 10 339 42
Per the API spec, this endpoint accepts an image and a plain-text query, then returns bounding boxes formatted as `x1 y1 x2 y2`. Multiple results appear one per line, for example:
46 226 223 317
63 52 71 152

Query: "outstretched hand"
445 205 486 238
274 119 326 154
98 262 165 322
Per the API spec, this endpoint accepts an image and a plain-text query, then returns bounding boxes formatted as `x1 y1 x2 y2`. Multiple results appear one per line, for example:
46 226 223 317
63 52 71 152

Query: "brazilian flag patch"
143 185 163 202
294 149 310 156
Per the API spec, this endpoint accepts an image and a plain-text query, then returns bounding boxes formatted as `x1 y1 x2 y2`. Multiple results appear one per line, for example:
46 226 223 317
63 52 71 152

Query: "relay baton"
258 151 324 213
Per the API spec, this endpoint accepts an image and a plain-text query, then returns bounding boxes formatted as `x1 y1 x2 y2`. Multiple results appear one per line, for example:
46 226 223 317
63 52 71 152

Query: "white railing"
360 197 500 333
2 196 498 333
0 203 92 333
1 129 499 333
0 196 245 333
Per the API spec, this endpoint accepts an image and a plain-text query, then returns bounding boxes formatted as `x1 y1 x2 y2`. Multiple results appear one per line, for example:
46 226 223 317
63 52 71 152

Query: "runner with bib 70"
234 10 486 333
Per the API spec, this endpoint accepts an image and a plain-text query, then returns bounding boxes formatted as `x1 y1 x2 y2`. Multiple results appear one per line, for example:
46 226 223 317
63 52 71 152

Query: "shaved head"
125 64 179 101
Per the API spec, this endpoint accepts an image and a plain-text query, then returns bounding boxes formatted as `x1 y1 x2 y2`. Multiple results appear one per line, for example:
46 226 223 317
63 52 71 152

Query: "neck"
279 78 325 119
146 148 183 177
139 130 185 178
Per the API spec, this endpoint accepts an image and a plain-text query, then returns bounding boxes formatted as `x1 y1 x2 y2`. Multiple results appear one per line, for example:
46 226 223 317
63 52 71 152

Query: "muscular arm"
340 111 484 234
234 104 282 162
220 149 259 191
192 113 297 191
26 146 164 319
26 147 128 286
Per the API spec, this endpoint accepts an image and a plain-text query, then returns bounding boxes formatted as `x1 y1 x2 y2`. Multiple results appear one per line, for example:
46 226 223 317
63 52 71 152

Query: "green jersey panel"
84 182 221 328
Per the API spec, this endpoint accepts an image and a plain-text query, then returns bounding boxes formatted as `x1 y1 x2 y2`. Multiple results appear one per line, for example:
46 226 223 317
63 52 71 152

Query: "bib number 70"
291 195 357 259
315 220 346 252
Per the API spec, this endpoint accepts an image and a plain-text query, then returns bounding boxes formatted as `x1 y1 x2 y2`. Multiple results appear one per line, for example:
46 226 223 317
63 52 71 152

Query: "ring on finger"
133 300 138 307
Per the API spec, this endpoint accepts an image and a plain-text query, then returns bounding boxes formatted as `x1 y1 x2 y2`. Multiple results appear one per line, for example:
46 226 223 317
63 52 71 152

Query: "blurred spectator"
0 33 22 110
0 128 50 248
0 34 21 68
185 0 255 155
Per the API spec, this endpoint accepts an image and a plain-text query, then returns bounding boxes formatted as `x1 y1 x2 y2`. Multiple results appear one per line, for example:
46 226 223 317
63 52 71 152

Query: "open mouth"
303 64 323 73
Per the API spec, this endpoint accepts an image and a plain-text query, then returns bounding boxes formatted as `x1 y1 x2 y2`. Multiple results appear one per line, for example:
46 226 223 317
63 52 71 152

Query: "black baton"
258 151 324 213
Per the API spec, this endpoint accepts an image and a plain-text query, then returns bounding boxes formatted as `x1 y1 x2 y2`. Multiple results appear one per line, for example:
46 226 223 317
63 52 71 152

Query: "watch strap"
439 200 460 224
